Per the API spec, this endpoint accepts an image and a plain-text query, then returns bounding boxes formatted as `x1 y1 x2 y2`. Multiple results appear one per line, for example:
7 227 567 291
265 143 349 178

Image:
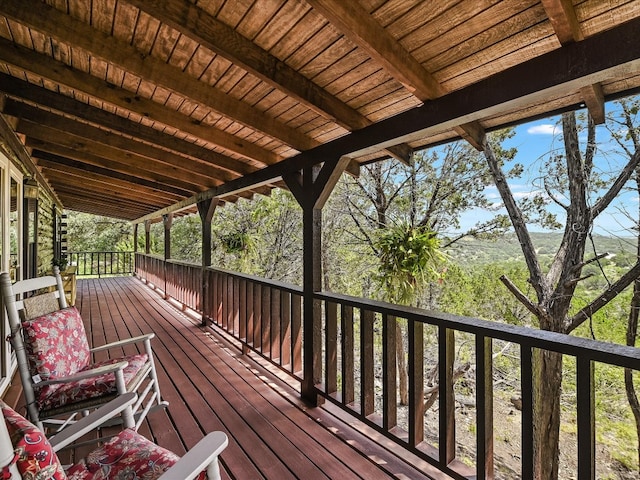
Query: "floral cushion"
66 428 206 480
36 354 149 411
22 306 91 380
1 400 66 479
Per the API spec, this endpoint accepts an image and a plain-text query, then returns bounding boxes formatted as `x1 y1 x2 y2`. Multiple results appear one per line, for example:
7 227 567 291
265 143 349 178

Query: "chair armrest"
49 392 137 451
158 431 228 480
37 361 129 386
90 333 156 353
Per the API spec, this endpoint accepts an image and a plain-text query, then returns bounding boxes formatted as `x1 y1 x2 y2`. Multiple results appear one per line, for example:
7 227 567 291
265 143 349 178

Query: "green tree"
483 107 640 479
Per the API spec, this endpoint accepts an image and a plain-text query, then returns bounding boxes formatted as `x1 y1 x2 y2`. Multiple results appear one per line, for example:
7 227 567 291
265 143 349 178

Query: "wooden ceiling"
0 0 638 221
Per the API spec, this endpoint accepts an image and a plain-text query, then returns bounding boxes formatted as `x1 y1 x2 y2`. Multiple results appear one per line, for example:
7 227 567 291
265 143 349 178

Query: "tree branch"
567 262 640 332
592 147 640 218
500 275 547 319
484 139 546 300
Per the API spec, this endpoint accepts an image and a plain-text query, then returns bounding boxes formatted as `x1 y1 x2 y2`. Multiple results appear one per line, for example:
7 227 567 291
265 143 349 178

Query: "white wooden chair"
0 270 167 432
0 392 228 480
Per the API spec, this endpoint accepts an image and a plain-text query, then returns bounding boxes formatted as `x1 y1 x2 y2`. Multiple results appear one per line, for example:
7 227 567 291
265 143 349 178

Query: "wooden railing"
134 254 640 480
68 251 134 276
203 268 303 379
165 260 202 312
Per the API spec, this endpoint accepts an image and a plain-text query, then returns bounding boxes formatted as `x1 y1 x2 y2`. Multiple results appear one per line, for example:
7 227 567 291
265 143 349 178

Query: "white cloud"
527 124 560 135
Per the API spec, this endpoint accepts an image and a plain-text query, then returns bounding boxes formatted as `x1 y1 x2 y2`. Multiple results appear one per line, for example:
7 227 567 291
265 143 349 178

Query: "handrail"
68 251 134 277
133 252 640 480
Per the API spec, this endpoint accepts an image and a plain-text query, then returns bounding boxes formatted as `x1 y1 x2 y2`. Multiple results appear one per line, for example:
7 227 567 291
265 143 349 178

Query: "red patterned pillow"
67 428 206 479
1 400 66 479
22 306 91 380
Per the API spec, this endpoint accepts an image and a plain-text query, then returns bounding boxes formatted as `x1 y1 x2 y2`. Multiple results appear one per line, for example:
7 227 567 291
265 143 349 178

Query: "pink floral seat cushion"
22 306 149 411
66 428 207 480
1 400 66 479
35 353 149 411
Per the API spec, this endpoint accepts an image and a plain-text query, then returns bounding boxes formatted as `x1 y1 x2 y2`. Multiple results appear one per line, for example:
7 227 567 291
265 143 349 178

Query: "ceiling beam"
0 75 269 171
31 149 191 198
2 99 249 179
305 0 485 150
22 131 209 192
0 38 283 166
131 16 640 223
27 140 198 194
13 117 227 187
0 0 319 152
35 157 183 204
541 0 605 124
0 98 62 207
541 0 583 44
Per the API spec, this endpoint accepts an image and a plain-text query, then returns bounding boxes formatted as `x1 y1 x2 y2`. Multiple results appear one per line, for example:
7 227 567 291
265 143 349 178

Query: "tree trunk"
533 349 563 479
624 281 640 474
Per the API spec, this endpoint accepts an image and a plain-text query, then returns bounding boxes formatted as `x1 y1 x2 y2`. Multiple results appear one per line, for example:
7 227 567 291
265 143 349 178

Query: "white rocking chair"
0 392 228 480
0 269 167 432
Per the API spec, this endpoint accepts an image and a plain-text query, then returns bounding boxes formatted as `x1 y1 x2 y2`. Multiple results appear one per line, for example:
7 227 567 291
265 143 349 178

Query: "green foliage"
375 223 445 304
67 212 132 252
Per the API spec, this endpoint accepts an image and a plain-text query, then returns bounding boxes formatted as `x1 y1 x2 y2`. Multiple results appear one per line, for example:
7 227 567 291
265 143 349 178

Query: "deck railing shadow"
134 253 640 480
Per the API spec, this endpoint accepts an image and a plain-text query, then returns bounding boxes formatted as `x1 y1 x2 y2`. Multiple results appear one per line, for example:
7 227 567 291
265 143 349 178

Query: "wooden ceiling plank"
305 0 445 101
305 0 484 150
124 0 372 131
0 0 318 151
0 37 283 166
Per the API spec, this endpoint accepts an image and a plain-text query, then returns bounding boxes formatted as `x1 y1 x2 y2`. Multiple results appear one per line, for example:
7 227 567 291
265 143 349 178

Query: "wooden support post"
198 198 218 326
144 220 151 255
283 156 351 406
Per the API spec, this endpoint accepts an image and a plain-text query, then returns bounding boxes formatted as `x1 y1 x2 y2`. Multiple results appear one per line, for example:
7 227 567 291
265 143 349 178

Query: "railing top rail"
316 290 640 370
205 266 303 295
70 251 135 254
165 259 202 268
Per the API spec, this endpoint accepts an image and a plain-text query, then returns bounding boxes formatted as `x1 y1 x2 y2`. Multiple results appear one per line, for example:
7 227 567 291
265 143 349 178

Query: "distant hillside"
444 232 637 266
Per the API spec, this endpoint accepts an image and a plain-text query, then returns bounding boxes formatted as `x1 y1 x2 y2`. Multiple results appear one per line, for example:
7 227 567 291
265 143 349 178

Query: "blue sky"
455 103 638 237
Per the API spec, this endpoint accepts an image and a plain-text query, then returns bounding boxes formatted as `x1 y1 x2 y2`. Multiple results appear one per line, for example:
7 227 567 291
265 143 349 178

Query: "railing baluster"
246 281 254 348
341 304 354 406
262 285 271 356
383 314 397 431
271 287 281 362
521 345 534 479
409 319 424 447
361 308 374 417
253 283 262 351
231 276 238 335
476 336 494 480
239 278 247 343
281 290 291 368
577 356 595 480
439 326 456 465
325 301 338 396
291 293 302 375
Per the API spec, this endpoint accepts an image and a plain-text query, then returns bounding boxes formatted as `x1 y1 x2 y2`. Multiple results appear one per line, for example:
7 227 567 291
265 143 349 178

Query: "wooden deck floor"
8 276 454 480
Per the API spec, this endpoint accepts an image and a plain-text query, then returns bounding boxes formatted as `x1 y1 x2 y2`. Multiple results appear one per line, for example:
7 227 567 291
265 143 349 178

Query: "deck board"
8 276 453 480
